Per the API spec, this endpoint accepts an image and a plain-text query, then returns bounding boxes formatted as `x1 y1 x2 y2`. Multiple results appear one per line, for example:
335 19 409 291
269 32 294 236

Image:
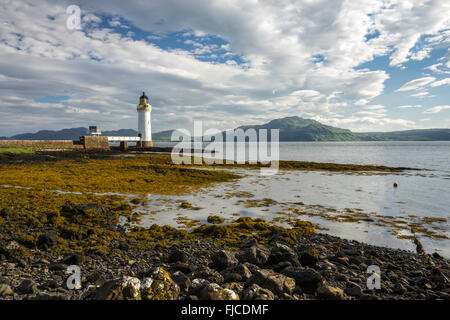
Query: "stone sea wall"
0 136 110 151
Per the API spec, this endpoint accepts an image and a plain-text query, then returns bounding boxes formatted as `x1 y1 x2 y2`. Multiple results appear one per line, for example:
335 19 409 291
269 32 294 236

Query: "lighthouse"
137 91 152 147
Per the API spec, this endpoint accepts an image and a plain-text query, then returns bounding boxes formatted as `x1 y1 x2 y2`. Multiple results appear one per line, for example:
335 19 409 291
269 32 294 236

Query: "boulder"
345 282 362 297
199 283 239 300
36 233 59 247
191 266 224 284
212 250 238 271
17 279 38 295
122 276 141 300
316 285 345 300
240 244 271 266
61 201 105 217
0 284 13 297
91 279 124 300
189 278 210 296
61 253 84 266
168 247 188 263
141 267 180 300
248 269 295 295
298 250 318 267
222 263 252 282
267 243 300 267
171 271 191 292
281 268 323 294
241 284 275 300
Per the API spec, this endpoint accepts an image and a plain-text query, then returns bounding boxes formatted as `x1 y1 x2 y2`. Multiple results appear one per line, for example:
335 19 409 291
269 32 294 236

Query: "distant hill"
358 129 450 141
7 127 89 140
1 118 449 142
234 116 360 141
231 117 450 141
0 127 176 142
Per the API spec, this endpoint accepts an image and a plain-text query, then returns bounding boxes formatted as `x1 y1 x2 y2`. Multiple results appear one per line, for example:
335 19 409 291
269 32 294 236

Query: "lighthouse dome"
140 91 148 99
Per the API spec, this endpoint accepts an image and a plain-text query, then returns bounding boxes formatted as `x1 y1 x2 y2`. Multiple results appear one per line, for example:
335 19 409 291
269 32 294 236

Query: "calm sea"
148 141 450 257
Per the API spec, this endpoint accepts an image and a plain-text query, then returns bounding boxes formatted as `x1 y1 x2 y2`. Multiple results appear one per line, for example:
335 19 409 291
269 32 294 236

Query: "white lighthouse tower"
137 91 152 147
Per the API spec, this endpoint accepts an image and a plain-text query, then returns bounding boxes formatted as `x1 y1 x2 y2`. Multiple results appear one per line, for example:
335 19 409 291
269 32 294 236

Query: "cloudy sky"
0 0 449 136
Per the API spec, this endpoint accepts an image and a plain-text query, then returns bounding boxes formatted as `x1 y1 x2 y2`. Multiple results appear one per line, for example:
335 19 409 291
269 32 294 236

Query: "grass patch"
0 147 34 154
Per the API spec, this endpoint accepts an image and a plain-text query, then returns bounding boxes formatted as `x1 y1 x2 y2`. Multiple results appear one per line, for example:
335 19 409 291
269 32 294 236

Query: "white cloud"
422 105 450 114
396 77 435 92
0 0 449 135
429 78 450 87
396 105 422 109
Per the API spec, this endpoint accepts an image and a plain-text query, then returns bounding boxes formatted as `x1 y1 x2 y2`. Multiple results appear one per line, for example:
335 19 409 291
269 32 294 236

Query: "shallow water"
138 141 450 257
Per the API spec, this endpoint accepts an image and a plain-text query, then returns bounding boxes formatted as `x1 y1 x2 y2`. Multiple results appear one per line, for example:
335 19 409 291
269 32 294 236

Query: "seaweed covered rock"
141 267 180 300
207 216 225 224
61 201 105 217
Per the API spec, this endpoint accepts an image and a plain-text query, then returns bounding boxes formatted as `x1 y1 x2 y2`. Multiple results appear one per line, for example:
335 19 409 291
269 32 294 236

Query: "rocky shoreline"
0 151 448 300
1 226 449 300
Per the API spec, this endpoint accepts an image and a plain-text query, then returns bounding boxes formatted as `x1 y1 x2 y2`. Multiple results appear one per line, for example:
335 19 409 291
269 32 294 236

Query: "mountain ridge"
1 117 449 141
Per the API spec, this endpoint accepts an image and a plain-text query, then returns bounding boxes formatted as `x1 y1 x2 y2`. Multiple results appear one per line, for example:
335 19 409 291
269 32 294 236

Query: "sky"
0 0 449 136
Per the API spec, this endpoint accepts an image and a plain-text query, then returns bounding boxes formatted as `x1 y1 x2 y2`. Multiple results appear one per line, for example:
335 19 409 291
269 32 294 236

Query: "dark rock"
212 250 238 271
273 261 292 272
345 282 363 297
240 244 271 266
248 269 295 295
61 253 83 266
191 267 224 284
189 278 210 296
172 271 191 292
172 262 193 274
17 279 38 295
394 282 407 294
281 268 323 294
267 243 299 267
86 271 104 285
117 241 130 251
168 247 188 263
45 280 59 289
432 252 444 260
298 250 318 267
334 273 349 282
91 279 123 300
49 263 66 271
36 233 59 247
221 264 252 283
316 285 345 300
241 284 275 300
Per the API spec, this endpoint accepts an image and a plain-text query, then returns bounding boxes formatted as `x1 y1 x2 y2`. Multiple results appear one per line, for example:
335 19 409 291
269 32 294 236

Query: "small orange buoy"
393 182 398 188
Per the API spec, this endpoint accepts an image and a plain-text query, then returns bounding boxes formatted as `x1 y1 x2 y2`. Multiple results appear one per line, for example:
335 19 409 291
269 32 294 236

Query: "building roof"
140 91 148 100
